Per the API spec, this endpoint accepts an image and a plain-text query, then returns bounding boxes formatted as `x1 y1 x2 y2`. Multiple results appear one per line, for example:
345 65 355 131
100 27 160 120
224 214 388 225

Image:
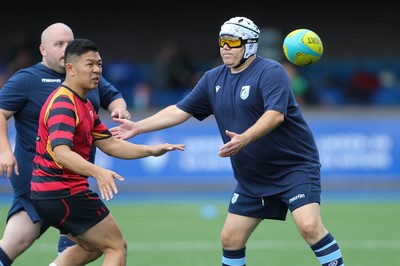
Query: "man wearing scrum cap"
110 16 345 266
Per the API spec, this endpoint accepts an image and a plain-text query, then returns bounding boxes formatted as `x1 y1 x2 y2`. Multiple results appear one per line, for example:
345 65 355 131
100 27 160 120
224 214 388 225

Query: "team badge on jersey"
240 86 250 100
231 193 239 204
215 85 221 92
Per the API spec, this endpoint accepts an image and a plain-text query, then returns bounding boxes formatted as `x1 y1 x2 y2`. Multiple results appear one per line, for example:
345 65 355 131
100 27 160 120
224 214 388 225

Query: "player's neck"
62 81 88 99
231 55 256 74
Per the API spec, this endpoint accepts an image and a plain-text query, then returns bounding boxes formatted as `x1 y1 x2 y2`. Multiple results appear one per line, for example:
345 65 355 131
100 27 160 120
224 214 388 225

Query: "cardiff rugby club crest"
240 86 250 100
231 193 239 204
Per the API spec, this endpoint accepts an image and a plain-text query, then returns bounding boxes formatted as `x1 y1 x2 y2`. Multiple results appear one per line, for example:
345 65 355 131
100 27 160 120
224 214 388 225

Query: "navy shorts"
32 190 110 237
7 193 51 236
228 183 321 221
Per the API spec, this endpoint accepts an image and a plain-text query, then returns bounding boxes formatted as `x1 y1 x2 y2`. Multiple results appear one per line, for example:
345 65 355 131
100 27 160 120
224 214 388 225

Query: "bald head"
41 22 73 45
40 23 74 74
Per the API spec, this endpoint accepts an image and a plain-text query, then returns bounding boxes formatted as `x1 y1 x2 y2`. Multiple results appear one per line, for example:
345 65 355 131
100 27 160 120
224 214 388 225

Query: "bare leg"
291 203 328 244
0 211 42 260
220 213 261 266
51 214 126 266
52 243 102 266
292 203 344 265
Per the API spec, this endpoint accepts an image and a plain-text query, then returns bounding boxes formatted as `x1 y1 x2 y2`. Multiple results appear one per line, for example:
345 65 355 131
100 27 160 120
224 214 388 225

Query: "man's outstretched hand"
110 118 138 140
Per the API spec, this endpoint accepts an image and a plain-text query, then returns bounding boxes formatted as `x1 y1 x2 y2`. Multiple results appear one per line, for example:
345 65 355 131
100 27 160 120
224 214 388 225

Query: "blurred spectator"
147 40 197 107
281 61 319 106
132 82 151 111
0 30 39 87
372 68 400 105
344 69 381 105
101 60 138 108
148 40 196 91
257 27 284 62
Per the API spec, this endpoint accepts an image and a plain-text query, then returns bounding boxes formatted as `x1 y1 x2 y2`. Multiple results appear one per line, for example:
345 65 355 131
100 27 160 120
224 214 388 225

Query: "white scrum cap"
220 16 260 59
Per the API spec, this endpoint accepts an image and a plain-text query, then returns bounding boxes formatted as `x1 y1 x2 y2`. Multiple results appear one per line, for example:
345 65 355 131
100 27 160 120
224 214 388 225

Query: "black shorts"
32 190 110 237
228 183 321 221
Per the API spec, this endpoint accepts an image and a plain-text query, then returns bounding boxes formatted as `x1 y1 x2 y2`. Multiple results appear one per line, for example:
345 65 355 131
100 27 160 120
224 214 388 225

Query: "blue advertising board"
3 111 400 191
95 112 400 189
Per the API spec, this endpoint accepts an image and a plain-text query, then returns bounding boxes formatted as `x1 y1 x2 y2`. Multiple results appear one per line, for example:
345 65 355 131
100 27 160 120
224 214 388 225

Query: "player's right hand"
0 151 19 179
110 118 139 140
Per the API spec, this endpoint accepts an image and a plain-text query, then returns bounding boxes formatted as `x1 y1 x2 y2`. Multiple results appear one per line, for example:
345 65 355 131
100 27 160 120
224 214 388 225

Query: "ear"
39 44 46 56
65 63 74 76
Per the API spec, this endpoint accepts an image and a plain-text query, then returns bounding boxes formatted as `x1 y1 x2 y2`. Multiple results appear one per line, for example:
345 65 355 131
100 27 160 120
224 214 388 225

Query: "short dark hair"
64 38 99 64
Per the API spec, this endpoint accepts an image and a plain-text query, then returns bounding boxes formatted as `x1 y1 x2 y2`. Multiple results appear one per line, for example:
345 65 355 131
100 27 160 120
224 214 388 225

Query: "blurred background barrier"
102 109 400 192
5 108 398 194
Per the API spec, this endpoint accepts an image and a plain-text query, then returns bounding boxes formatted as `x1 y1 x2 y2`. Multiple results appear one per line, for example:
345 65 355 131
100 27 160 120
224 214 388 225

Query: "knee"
297 219 327 244
104 238 127 257
220 228 239 249
112 239 127 262
220 230 230 248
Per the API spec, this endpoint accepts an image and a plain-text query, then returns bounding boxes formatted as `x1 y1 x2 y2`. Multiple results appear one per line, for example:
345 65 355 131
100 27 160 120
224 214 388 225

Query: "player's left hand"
218 130 247 157
150 143 186 156
94 168 125 201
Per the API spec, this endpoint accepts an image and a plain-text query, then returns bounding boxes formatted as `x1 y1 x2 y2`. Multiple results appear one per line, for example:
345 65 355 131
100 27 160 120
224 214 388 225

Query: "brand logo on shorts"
231 193 239 204
328 260 338 266
289 193 305 203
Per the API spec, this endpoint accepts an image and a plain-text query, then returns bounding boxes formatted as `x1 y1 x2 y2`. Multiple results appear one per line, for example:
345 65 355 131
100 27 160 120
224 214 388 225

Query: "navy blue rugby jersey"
0 62 123 197
176 56 321 197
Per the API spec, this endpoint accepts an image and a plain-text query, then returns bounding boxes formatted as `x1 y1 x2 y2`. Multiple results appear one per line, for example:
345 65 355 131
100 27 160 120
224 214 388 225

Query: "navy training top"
0 62 123 197
176 56 321 197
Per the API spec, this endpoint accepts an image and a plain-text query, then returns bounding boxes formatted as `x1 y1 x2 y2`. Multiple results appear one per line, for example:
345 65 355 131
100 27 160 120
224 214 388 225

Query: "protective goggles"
219 37 258 48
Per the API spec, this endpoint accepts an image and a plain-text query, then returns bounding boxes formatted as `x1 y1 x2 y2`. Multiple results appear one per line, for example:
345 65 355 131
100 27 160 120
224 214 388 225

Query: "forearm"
137 105 191 134
55 149 103 178
242 110 284 143
96 137 184 159
99 138 154 159
0 113 13 154
107 98 128 113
